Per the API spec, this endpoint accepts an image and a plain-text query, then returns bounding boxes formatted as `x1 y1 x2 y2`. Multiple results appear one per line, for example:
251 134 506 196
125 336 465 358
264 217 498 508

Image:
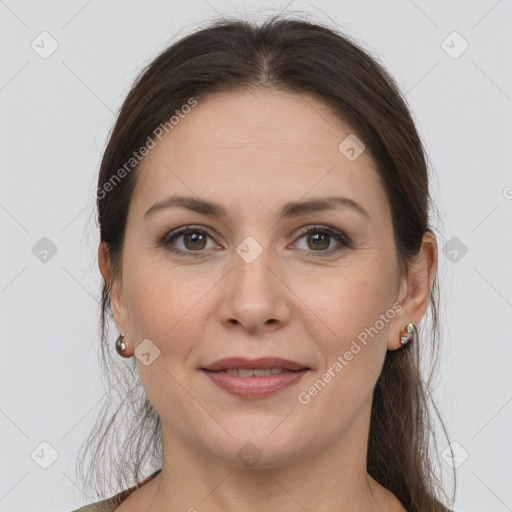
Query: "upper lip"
202 357 309 371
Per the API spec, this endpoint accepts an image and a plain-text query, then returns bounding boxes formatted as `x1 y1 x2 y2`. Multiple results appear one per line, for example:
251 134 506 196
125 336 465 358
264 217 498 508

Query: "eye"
160 225 217 255
292 225 351 255
160 224 351 257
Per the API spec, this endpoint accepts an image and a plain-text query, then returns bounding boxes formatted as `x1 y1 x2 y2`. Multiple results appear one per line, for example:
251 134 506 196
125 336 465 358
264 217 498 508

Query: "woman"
73 14 455 512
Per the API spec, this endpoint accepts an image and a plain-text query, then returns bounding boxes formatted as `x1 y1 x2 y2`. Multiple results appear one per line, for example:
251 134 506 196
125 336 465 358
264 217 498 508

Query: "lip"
202 356 309 372
200 357 311 399
201 368 310 399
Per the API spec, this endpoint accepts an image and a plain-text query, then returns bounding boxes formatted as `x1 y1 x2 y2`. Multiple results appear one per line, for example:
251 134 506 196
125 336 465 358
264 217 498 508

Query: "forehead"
130 89 388 221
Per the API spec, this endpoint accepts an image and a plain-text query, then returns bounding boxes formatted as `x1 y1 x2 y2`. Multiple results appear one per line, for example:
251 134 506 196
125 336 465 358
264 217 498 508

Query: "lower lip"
201 369 309 399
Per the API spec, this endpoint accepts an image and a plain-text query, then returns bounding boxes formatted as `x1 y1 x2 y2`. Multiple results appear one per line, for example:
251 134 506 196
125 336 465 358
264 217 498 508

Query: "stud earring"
115 333 131 357
399 323 416 347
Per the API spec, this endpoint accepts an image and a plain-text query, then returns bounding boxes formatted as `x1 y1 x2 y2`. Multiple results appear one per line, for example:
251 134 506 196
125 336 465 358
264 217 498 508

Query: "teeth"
254 368 273 377
224 368 284 377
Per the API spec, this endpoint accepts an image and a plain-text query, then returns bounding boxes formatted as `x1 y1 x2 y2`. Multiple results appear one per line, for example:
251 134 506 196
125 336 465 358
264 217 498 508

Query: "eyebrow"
144 194 371 221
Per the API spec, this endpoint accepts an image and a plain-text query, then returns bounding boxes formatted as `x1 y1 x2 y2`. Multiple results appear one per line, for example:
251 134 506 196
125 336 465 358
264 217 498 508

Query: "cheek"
122 248 219 358
315 259 394 324
122 247 183 338
293 261 396 426
297 255 397 366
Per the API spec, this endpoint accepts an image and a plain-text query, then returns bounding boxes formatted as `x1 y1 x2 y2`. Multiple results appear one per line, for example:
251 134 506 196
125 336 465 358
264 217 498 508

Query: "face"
107 89 411 469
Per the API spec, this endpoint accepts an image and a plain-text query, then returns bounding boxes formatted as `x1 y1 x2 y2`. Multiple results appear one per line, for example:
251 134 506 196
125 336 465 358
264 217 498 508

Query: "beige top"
71 469 162 511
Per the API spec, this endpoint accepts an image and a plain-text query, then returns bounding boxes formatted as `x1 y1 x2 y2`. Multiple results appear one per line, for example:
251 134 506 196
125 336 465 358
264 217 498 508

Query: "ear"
387 231 438 350
98 241 132 338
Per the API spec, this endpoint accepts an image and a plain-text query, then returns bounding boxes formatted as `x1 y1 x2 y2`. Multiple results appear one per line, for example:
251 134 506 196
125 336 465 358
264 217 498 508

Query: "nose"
218 240 292 334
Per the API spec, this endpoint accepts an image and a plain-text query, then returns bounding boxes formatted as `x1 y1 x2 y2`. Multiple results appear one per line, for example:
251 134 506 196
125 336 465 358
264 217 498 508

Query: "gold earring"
115 333 131 358
399 323 416 347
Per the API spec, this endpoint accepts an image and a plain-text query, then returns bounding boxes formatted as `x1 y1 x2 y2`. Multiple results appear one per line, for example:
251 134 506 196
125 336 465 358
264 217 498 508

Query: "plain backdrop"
1 1 511 511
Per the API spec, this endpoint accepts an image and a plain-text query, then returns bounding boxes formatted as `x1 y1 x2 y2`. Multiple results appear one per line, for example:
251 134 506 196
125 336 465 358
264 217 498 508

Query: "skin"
99 89 437 512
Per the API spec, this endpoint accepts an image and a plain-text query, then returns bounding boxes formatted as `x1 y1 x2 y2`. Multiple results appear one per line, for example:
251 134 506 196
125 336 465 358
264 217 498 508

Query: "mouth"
202 367 304 377
201 356 310 372
200 357 311 399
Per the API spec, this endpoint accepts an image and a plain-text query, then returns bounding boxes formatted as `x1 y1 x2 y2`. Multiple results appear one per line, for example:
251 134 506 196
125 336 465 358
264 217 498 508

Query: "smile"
201 368 310 399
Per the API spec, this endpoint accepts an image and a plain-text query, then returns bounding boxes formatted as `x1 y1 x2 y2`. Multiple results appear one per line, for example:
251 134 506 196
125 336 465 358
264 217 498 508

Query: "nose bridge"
233 234 277 303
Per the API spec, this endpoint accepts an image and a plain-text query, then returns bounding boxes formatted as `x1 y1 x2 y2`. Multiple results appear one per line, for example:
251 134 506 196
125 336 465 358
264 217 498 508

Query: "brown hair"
77 14 455 511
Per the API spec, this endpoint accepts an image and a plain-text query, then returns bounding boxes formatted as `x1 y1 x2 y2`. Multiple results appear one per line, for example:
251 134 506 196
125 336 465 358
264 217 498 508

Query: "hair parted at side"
76 13 455 511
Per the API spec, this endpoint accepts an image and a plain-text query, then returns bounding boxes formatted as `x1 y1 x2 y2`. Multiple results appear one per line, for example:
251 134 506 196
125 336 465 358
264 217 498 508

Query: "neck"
147 400 388 512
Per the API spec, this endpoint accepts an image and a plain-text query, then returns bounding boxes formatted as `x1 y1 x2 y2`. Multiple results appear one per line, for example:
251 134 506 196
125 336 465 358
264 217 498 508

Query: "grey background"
1 1 511 511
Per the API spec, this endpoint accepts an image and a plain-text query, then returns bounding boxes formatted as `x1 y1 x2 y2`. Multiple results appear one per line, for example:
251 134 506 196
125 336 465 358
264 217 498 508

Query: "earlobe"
387 232 438 350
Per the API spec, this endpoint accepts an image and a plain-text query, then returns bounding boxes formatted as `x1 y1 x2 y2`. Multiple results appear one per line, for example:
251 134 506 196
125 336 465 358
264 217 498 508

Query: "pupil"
309 233 329 250
186 232 205 249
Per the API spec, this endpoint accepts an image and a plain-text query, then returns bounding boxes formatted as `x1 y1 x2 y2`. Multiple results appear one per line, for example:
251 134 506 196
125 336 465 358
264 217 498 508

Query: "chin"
201 425 312 470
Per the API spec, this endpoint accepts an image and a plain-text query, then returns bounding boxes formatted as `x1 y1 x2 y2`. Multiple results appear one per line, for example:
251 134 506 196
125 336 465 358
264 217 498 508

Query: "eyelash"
160 224 352 258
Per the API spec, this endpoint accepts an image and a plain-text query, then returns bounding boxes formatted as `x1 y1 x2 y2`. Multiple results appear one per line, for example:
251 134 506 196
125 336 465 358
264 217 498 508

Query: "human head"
82 14 453 511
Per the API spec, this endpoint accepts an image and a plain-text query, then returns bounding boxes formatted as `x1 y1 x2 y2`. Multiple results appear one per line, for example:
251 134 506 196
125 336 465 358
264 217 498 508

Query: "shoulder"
70 490 126 512
70 469 162 512
70 497 116 511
